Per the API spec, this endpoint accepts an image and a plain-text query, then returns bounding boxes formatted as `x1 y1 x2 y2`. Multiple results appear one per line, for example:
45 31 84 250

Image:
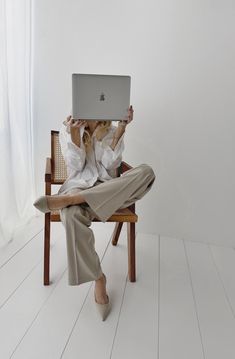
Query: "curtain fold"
0 0 35 246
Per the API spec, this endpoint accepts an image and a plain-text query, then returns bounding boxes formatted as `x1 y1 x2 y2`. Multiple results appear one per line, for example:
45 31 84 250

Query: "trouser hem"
68 268 103 286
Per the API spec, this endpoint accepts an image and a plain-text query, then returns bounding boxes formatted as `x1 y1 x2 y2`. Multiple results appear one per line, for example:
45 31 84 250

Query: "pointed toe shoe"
94 294 111 321
94 273 111 321
33 196 50 214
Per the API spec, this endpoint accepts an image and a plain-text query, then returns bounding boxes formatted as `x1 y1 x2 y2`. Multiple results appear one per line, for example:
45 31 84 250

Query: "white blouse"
57 122 125 195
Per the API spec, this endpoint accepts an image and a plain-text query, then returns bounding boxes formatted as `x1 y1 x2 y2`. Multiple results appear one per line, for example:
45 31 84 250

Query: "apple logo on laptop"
100 92 105 101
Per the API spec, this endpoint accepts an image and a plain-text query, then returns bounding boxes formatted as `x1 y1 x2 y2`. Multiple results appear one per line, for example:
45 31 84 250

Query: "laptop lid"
72 73 131 121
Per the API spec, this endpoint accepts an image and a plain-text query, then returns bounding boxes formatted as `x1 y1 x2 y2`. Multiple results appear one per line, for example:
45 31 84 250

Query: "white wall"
33 0 235 245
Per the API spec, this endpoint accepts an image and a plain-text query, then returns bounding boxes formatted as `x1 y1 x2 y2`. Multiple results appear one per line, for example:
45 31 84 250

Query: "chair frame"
43 130 138 285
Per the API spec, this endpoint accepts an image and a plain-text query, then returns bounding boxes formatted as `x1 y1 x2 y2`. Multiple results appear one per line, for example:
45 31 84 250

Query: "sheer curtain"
0 0 35 246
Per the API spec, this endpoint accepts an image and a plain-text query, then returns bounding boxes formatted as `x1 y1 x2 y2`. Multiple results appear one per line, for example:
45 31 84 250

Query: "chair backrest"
51 130 67 184
50 130 122 184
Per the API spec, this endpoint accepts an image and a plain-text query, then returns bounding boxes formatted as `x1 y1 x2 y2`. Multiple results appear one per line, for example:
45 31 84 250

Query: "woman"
33 105 156 321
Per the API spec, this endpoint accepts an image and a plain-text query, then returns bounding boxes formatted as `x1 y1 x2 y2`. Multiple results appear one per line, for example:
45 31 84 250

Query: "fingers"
128 106 134 117
119 105 134 125
64 117 86 128
73 120 86 127
127 105 134 123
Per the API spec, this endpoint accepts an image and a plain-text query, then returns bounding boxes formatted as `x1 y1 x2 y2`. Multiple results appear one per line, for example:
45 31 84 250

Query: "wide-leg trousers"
59 163 156 285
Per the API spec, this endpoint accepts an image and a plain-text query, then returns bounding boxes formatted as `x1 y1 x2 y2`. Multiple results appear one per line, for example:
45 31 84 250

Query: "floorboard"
1 217 235 359
185 241 235 359
159 237 204 359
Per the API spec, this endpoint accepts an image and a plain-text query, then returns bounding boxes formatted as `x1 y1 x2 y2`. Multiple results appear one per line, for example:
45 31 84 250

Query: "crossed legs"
46 192 87 210
51 163 156 215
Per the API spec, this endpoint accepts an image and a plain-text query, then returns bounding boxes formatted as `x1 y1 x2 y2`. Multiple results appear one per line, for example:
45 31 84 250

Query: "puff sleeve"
100 128 125 170
59 123 86 173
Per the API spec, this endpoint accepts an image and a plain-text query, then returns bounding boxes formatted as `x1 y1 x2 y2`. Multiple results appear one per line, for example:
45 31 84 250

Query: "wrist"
118 120 127 128
71 129 80 145
113 129 125 140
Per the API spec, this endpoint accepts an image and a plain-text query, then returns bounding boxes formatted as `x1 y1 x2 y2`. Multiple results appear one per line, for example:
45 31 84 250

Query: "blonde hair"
83 120 112 153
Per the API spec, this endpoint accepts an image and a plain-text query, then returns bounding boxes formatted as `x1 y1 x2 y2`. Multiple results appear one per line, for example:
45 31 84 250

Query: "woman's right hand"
63 116 86 146
63 116 86 133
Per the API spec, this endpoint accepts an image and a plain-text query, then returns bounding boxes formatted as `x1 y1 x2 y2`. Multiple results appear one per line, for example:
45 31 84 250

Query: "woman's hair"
83 120 112 153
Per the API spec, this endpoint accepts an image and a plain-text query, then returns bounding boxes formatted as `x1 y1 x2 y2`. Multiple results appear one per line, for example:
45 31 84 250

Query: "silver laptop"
72 73 131 121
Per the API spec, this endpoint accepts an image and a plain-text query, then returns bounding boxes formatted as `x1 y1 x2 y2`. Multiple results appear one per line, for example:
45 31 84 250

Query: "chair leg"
44 213 51 285
127 222 136 282
112 222 123 246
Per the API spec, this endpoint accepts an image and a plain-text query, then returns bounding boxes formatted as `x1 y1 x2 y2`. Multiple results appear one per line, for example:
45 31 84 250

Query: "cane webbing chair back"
51 130 67 184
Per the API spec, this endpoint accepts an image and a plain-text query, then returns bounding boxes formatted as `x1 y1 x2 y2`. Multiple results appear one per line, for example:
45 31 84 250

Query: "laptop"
72 73 131 121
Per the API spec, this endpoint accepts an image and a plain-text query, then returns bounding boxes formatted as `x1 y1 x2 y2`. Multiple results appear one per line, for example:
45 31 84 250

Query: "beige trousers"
59 163 156 285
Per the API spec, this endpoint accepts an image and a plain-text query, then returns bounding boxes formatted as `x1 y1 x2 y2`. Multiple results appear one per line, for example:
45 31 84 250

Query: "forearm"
110 123 126 150
70 128 81 148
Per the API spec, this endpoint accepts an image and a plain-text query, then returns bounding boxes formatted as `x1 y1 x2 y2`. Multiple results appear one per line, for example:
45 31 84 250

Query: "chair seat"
50 207 138 223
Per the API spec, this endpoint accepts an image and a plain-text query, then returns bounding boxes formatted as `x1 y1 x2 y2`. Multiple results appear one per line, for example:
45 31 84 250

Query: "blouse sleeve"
59 123 86 173
100 127 125 170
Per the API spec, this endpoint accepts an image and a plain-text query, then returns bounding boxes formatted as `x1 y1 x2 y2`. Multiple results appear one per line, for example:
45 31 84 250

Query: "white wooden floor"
1 216 235 359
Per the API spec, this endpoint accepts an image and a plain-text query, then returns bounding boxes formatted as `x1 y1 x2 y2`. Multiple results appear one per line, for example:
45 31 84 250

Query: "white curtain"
0 0 35 246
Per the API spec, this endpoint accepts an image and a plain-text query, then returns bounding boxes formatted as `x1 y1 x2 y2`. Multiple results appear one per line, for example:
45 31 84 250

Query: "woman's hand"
63 116 86 133
110 106 133 151
63 116 86 147
118 105 134 128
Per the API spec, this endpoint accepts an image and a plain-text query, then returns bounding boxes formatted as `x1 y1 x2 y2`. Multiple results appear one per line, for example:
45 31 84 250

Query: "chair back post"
51 130 67 184
51 130 57 183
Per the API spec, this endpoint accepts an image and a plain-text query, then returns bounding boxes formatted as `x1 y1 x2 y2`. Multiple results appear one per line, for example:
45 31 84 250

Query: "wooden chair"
43 130 138 285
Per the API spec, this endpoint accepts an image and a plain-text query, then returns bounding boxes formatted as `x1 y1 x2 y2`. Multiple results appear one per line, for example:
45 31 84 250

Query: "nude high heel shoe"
94 273 111 321
33 194 70 214
33 196 51 213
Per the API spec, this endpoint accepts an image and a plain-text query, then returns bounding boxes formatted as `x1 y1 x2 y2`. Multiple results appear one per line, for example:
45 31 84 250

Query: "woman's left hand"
118 105 134 127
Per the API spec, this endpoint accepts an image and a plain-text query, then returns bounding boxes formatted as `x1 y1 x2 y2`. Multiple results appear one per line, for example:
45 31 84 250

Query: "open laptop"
72 73 131 121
